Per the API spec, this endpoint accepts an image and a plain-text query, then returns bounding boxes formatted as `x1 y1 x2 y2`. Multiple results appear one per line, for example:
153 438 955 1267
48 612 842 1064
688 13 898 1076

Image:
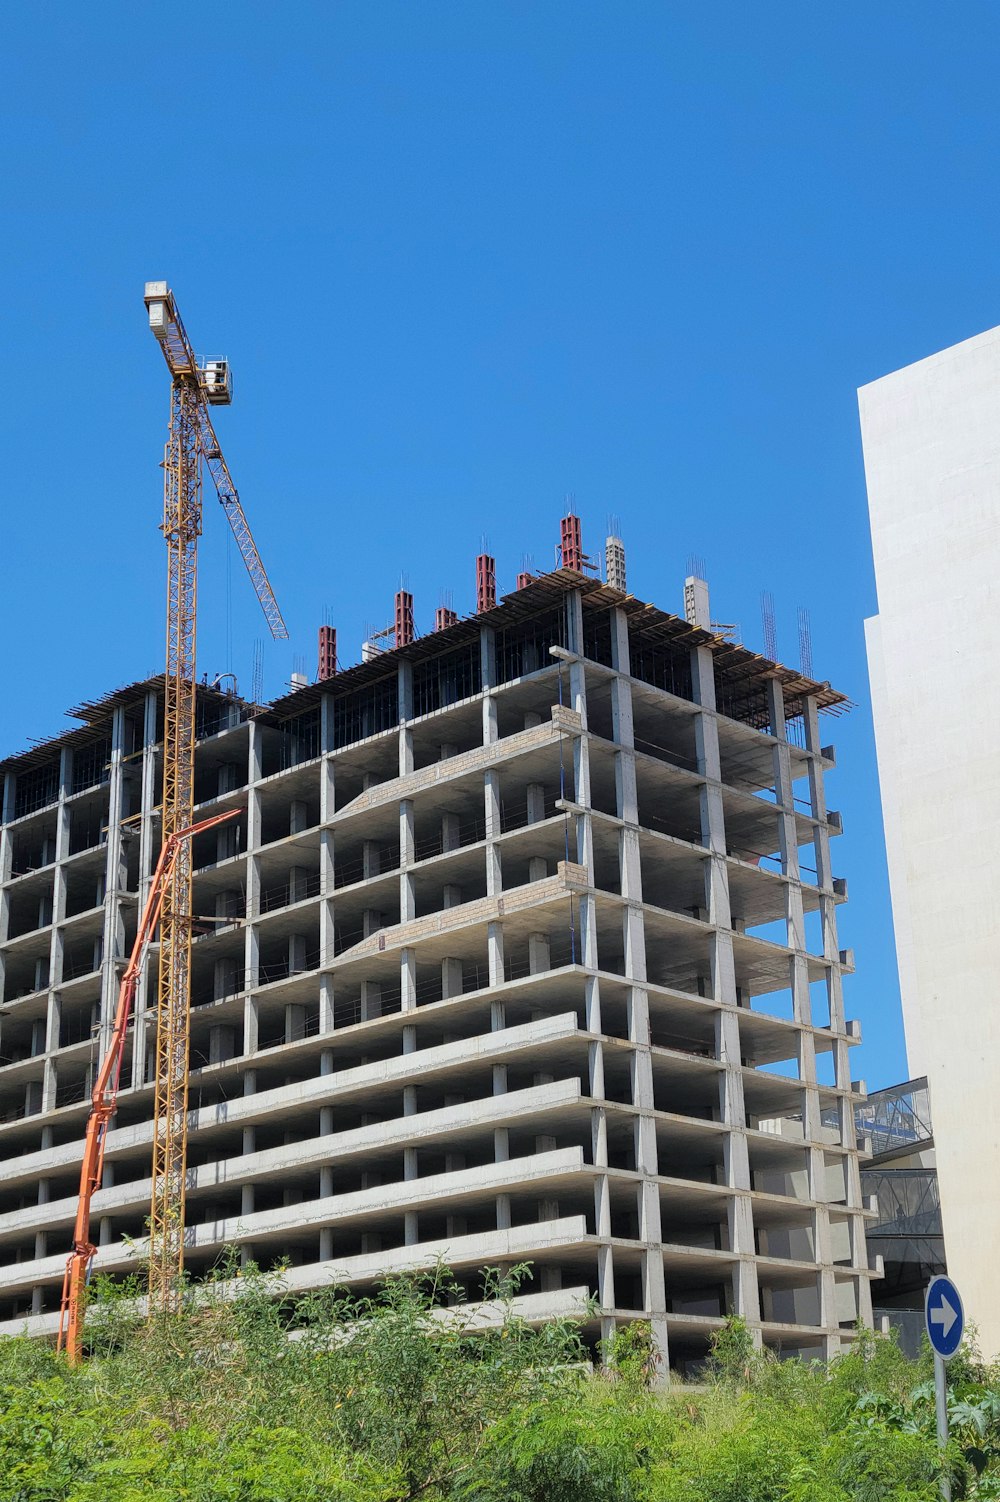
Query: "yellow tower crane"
142 281 287 1310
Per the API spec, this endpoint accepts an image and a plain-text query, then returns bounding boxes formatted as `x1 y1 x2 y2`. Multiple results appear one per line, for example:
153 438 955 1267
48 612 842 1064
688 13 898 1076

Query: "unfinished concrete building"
0 534 876 1374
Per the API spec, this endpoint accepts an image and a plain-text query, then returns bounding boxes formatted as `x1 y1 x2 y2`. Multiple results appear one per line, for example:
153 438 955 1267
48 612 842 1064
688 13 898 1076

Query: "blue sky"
3 2 999 1087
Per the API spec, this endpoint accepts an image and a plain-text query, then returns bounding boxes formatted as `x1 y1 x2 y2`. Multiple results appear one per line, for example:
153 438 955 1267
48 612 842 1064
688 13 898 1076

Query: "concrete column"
209 1024 236 1063
319 690 336 760
318 721 338 1025
482 758 504 990
691 624 761 1342
98 711 129 1056
481 627 498 745
527 932 550 974
0 773 13 1004
401 1078 419 1240
40 981 59 1114
487 922 504 988
717 1007 758 1319
627 970 669 1368
213 956 239 1000
41 746 72 1112
216 819 238 863
567 610 597 989
49 748 72 994
318 1089 335 1258
526 783 545 824
400 947 416 1011
318 974 336 1036
288 933 308 975
804 696 846 1034
769 680 839 1352
398 660 414 778
441 956 463 998
591 1001 614 1352
599 608 661 1359
493 1043 510 1230
132 688 160 1087
243 721 263 1053
243 992 259 1056
484 773 502 907
44 993 61 1057
399 800 415 921
284 1004 307 1044
767 681 809 1009
769 682 818 1039
241 1166 255 1218
214 889 236 922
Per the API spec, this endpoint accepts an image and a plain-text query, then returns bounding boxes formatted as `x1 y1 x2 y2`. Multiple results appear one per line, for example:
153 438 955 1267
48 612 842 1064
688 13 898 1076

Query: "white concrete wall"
860 324 1000 1356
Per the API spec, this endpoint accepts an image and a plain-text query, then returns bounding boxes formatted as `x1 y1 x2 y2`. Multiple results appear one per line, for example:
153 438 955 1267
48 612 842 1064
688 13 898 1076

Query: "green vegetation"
3 1263 1000 1501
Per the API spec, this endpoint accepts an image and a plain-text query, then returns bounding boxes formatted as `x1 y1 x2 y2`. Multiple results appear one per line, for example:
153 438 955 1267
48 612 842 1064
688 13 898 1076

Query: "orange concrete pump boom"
57 807 240 1366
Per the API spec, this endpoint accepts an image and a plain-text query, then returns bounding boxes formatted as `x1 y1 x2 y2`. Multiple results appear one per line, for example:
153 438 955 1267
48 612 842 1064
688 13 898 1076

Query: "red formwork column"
318 626 337 680
560 514 583 572
476 555 496 613
395 592 415 648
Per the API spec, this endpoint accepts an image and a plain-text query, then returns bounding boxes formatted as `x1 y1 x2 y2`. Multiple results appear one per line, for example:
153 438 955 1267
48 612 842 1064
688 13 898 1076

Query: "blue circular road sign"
925 1275 964 1360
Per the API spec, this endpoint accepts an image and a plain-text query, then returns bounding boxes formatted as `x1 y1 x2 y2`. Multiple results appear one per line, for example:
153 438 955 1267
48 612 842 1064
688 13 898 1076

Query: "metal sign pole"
925 1275 963 1502
934 1351 950 1502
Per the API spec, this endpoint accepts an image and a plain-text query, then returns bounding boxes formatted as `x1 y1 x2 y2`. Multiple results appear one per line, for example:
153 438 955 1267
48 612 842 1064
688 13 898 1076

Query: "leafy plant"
0 1260 996 1501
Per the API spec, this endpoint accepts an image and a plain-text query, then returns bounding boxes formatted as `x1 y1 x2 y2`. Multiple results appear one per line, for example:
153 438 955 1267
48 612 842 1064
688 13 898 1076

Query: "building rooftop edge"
857 320 1000 397
1 568 848 775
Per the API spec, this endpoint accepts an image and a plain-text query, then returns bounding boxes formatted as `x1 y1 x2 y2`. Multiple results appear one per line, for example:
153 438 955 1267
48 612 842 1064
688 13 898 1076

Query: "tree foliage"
3 1268 1000 1500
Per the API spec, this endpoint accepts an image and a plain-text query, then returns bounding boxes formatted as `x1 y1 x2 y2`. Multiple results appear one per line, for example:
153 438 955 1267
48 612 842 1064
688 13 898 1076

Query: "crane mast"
151 373 201 1308
58 811 240 1364
143 282 286 1311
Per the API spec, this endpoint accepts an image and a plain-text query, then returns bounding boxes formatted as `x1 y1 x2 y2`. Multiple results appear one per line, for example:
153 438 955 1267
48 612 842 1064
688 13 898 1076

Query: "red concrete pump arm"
56 806 241 1365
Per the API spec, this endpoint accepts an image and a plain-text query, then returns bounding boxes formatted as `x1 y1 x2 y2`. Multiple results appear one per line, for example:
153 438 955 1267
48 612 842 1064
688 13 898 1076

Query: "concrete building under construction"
0 523 876 1374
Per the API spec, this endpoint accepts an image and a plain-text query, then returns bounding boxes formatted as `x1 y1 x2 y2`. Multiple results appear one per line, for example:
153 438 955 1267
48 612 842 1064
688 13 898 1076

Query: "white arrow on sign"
931 1295 958 1339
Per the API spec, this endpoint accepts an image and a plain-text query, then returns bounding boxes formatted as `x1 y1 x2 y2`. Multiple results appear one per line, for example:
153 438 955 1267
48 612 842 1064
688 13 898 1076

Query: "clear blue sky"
3 3 999 1088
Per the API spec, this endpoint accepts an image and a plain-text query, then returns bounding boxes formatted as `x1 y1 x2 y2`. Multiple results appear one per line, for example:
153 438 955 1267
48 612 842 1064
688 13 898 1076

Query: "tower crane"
57 810 241 1365
142 282 288 1311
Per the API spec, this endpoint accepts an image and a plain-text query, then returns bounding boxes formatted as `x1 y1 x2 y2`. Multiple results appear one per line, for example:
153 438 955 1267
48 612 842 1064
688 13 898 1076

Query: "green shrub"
0 1267 992 1502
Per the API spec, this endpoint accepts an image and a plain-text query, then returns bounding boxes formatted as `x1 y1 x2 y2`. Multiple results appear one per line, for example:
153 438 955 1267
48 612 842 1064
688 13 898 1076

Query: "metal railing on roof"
856 1077 933 1158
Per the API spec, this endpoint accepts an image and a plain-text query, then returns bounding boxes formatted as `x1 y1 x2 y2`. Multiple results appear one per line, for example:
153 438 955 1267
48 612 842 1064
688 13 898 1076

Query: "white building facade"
861 325 1000 1356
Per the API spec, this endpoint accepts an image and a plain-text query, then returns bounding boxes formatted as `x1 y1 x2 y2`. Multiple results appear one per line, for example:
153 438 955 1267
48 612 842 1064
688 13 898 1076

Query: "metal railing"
334 844 401 889
258 870 322 913
862 1168 942 1237
254 951 322 987
856 1077 932 1158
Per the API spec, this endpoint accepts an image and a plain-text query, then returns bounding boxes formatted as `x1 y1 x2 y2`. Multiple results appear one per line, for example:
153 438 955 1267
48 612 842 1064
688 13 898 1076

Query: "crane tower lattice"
143 282 287 1311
